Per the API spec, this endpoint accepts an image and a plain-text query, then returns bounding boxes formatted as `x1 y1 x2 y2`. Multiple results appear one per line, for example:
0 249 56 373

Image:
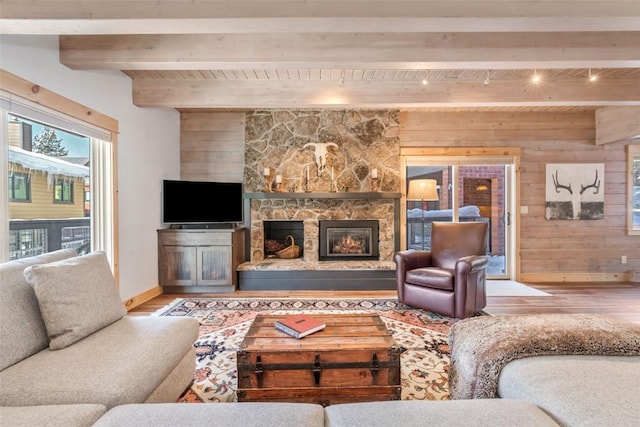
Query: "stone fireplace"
319 220 379 261
238 109 401 290
246 195 397 262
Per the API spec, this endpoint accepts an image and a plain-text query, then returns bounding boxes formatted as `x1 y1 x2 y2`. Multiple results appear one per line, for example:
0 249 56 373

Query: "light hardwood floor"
130 282 640 325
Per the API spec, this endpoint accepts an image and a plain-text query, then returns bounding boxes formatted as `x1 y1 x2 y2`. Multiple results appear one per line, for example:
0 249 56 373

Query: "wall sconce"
475 183 489 192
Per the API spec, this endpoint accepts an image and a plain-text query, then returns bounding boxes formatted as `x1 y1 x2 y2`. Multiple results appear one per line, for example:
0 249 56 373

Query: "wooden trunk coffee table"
236 313 402 406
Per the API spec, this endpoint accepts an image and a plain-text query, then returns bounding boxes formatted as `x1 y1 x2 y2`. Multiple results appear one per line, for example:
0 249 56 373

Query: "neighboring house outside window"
54 178 74 203
8 171 30 202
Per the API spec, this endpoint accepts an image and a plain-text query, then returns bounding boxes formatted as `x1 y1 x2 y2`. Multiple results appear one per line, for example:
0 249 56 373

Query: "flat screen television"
162 180 243 225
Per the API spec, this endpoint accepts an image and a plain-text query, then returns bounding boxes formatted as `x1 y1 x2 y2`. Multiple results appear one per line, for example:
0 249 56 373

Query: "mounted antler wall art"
303 142 339 176
545 163 605 220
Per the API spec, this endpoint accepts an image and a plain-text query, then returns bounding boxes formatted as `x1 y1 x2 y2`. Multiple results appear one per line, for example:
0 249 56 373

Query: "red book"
274 314 326 338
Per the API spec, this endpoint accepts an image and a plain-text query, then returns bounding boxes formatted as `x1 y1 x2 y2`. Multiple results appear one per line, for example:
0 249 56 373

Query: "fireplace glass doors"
319 220 379 261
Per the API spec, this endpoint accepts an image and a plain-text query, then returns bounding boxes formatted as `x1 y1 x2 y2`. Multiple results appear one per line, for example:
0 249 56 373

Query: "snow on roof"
8 146 89 178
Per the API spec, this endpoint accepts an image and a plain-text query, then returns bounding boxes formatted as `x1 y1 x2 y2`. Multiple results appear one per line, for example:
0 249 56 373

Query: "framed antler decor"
545 163 605 220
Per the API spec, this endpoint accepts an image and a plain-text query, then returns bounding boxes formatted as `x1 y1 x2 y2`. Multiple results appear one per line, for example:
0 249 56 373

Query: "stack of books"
274 314 326 339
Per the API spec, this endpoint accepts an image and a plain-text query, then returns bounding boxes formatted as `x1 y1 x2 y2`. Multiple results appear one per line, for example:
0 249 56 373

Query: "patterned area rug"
155 297 461 403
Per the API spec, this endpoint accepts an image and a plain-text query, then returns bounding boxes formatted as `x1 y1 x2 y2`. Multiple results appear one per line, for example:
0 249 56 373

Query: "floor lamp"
407 179 439 250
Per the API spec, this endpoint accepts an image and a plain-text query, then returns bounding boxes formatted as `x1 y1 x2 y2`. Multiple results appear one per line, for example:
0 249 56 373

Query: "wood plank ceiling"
2 0 640 111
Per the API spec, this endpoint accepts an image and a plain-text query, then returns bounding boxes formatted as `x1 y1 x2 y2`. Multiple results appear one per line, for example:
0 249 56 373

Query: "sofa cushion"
24 251 127 350
93 402 325 427
0 249 77 370
324 399 559 427
498 355 640 426
0 315 199 408
0 404 106 427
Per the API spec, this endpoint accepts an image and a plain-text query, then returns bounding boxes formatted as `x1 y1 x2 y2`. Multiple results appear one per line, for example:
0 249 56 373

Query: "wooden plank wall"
180 110 639 282
400 111 639 282
179 112 245 183
595 106 640 145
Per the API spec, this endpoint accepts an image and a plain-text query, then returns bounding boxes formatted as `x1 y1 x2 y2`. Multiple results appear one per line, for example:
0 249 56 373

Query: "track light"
422 70 429 86
484 70 490 85
588 68 598 82
421 70 430 86
531 69 541 84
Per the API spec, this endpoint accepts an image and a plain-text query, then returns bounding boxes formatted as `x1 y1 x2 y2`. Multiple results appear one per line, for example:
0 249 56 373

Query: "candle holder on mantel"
371 177 380 192
263 174 273 192
371 167 380 192
275 175 283 193
263 167 273 193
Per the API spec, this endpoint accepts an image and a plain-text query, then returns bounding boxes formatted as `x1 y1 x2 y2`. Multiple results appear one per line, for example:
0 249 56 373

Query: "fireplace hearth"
319 220 379 261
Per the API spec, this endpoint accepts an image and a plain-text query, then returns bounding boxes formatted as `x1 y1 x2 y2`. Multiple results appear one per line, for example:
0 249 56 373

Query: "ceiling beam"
132 78 640 109
59 32 640 71
3 1 640 34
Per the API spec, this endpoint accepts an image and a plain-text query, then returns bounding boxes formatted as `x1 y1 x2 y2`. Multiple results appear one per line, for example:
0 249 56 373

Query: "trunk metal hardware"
313 354 322 386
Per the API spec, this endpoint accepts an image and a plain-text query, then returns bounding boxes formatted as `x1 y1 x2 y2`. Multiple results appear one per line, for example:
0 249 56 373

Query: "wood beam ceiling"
3 0 640 110
132 78 640 109
3 1 640 34
59 32 640 71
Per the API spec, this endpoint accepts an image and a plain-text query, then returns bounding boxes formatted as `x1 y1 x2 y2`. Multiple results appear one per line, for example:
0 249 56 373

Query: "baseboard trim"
124 286 163 311
520 272 631 282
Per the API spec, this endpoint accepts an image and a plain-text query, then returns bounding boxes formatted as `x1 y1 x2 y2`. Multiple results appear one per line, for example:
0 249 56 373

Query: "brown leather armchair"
394 221 489 319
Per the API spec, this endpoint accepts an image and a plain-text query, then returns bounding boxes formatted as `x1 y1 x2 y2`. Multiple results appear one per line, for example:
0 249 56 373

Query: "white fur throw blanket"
448 313 640 399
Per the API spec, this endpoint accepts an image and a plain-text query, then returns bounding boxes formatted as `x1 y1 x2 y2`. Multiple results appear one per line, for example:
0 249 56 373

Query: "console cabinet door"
197 245 232 286
158 229 244 290
161 245 198 286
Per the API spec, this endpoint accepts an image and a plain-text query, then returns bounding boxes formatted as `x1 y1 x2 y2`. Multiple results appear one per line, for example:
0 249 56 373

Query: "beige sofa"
0 249 199 415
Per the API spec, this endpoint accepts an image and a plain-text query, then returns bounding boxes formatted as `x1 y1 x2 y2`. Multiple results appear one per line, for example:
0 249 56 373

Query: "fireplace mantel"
243 192 401 200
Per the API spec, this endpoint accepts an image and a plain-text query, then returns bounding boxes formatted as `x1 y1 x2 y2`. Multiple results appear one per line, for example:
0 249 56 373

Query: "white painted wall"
0 35 181 301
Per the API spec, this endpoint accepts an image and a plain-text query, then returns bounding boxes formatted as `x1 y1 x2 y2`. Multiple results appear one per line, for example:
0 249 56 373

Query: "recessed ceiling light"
484 70 490 85
588 68 598 82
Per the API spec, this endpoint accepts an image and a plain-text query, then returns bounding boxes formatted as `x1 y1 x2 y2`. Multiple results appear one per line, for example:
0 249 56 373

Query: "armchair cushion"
406 267 454 290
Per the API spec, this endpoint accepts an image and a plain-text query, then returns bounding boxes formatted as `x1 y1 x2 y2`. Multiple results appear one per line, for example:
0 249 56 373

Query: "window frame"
8 171 31 202
1 70 118 281
53 177 74 204
628 144 640 235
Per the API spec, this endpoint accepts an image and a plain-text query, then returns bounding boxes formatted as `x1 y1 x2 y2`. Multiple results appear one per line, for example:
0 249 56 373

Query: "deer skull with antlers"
303 142 339 176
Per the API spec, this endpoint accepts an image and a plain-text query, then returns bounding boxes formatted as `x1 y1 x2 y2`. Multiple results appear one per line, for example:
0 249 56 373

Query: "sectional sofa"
0 249 199 423
2 250 639 426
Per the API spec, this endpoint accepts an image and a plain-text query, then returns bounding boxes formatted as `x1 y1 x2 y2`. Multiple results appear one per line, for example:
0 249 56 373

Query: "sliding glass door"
404 156 516 279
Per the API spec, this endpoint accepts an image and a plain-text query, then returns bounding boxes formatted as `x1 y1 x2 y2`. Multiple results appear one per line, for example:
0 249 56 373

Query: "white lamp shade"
407 179 439 201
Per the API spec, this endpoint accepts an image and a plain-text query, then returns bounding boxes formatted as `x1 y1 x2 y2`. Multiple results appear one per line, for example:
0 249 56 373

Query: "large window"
6 115 90 259
629 145 640 235
2 81 116 268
